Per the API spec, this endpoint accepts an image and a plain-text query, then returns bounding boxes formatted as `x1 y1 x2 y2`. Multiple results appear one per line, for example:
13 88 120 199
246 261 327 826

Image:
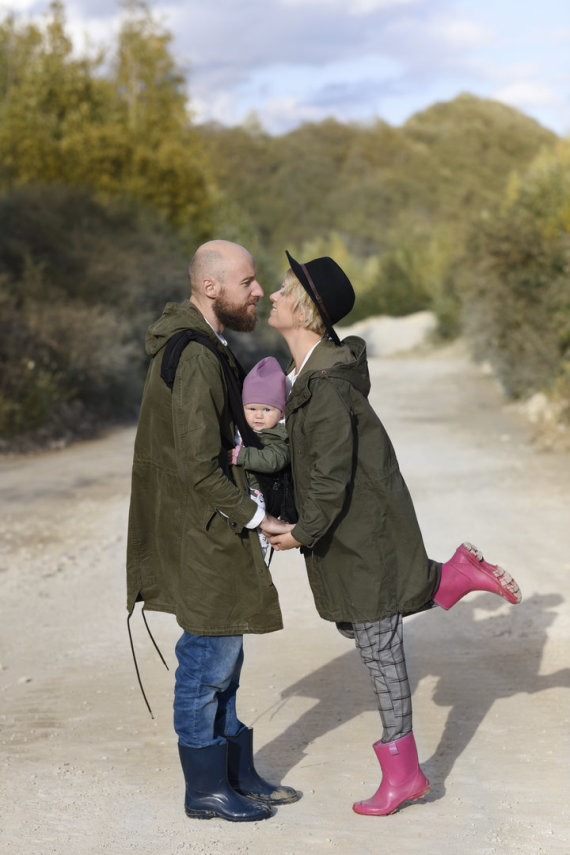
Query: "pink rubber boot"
352 732 430 816
434 542 522 610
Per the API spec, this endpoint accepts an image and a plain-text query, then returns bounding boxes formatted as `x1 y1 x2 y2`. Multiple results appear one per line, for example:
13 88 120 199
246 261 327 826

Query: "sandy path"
1 342 569 855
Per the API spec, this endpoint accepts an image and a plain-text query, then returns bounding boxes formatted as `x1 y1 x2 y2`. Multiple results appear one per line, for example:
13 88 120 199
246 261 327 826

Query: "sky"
5 0 570 137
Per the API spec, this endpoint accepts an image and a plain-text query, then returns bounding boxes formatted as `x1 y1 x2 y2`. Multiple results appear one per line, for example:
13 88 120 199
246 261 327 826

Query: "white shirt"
287 340 321 388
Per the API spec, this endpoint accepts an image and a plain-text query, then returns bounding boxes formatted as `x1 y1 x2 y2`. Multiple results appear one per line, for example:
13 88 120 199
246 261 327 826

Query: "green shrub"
461 142 570 410
0 184 191 442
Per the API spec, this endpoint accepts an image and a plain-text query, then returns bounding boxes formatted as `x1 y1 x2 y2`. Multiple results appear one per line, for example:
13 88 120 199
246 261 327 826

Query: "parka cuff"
291 522 315 549
221 496 261 533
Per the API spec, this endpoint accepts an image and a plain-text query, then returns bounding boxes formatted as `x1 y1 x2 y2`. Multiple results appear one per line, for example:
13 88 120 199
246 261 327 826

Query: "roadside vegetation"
1 1 568 448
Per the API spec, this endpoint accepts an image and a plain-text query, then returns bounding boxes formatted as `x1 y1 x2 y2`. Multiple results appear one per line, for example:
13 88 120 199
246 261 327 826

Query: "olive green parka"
286 336 440 622
126 301 283 635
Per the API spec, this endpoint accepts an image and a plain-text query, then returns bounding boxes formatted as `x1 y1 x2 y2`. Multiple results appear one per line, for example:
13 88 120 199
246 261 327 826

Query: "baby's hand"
228 443 242 465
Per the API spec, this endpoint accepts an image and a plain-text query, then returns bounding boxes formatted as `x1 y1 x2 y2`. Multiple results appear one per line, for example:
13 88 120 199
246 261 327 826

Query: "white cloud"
192 91 242 127
278 0 417 8
65 12 121 56
433 17 490 48
353 0 418 10
257 94 323 128
494 81 560 109
0 0 37 11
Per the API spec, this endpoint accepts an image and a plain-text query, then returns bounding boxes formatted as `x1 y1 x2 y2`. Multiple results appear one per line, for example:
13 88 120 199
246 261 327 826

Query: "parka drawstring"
127 607 169 719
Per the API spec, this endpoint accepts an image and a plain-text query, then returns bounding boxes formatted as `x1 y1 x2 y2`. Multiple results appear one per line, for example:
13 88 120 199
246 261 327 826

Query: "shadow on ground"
255 592 569 802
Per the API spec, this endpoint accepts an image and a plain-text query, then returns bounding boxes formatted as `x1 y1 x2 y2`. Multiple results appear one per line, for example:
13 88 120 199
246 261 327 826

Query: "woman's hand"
260 515 301 550
267 531 302 551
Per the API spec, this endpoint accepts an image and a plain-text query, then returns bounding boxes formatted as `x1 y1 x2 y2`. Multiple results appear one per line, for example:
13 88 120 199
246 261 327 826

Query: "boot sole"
353 783 431 816
237 788 301 805
184 807 272 822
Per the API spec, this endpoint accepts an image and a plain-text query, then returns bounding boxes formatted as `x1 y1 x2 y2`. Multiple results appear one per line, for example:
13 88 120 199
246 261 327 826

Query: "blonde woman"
262 251 521 816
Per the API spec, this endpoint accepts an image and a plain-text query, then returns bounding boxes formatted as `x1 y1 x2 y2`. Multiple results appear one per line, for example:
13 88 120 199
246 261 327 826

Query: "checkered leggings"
352 614 412 743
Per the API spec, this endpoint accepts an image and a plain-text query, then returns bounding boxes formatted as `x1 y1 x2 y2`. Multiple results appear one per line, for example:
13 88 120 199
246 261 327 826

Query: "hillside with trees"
0 1 568 448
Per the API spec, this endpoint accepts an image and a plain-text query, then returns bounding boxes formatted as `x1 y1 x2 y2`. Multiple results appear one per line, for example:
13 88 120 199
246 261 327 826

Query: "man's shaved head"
188 240 263 333
189 240 252 295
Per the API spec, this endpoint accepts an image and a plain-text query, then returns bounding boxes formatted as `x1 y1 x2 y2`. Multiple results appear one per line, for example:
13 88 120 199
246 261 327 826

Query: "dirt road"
1 342 569 855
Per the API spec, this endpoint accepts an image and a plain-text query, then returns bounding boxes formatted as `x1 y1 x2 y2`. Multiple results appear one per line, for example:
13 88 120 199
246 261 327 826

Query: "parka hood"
292 335 371 400
145 301 217 357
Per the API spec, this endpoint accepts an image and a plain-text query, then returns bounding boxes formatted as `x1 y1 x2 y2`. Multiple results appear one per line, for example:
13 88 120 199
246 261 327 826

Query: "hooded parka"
126 301 283 635
286 336 440 623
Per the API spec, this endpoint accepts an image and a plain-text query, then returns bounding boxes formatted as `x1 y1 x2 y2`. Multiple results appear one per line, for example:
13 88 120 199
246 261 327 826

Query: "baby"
231 356 295 560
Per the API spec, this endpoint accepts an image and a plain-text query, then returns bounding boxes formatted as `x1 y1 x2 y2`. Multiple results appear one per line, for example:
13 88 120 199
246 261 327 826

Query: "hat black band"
300 262 333 326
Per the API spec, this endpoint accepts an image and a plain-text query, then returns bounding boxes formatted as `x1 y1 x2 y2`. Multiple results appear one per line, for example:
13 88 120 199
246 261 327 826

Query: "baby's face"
244 403 282 431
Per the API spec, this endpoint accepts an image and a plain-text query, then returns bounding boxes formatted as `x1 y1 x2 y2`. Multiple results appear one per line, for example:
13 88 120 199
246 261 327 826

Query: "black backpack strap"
158 328 262 449
160 329 225 389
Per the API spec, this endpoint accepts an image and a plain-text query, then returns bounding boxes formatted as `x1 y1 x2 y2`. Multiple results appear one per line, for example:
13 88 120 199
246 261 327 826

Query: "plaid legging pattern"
352 614 412 743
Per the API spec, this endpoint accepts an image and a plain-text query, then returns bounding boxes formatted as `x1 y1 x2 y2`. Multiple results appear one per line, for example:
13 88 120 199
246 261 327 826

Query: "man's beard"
213 292 258 332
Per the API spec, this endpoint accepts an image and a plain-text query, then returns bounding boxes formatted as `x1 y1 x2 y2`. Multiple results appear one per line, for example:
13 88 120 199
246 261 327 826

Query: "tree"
105 0 213 230
0 2 106 185
0 1 213 236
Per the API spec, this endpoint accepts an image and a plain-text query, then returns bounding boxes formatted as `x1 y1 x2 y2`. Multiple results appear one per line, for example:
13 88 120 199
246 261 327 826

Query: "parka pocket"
202 507 217 531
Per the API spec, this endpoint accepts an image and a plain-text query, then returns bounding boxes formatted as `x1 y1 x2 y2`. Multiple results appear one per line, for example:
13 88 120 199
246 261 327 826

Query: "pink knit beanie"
242 356 287 413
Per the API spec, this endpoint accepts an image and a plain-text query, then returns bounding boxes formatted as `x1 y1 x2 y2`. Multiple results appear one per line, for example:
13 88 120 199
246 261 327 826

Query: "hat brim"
286 250 341 345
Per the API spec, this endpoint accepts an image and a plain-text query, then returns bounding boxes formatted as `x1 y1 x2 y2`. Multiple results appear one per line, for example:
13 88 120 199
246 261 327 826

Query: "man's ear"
203 277 218 299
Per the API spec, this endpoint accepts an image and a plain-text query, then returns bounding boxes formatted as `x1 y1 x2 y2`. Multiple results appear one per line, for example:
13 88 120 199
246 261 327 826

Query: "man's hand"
260 514 293 534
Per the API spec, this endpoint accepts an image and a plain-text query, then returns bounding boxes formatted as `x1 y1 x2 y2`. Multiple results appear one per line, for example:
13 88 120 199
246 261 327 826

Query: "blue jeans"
173 631 246 748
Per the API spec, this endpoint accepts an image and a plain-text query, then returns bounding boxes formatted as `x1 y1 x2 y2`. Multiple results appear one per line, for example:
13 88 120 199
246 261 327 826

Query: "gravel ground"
1 339 569 855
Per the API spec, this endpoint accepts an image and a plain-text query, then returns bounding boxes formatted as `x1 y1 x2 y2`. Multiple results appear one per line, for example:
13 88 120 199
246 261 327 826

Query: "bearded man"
126 240 299 822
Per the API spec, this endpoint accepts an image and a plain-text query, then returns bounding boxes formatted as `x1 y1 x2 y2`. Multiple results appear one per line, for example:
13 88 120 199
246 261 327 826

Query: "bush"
0 184 191 444
460 142 570 411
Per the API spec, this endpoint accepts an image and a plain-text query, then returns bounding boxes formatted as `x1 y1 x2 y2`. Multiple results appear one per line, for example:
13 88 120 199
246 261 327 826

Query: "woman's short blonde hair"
282 269 326 335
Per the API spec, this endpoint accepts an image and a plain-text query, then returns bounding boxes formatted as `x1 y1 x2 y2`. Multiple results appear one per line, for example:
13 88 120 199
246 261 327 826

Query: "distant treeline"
1 1 568 447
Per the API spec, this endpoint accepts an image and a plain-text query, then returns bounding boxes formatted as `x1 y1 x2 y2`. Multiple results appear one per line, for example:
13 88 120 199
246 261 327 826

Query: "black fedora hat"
285 250 355 346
